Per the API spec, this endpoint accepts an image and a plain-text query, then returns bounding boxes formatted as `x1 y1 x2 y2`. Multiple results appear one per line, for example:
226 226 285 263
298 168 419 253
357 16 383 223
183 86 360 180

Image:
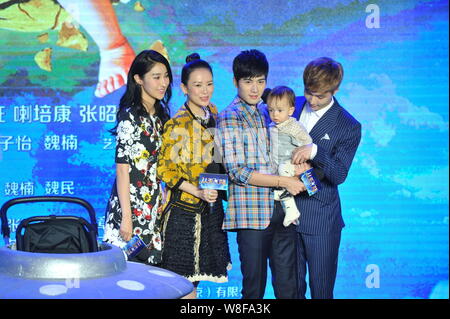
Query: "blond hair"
303 57 343 93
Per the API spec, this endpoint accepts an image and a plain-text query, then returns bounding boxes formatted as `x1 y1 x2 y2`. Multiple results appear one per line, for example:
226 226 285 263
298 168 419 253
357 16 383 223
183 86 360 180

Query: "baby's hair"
266 86 296 108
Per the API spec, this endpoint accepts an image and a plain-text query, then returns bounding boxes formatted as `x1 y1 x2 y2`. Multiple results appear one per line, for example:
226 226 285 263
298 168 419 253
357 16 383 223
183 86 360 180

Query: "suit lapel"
309 100 341 142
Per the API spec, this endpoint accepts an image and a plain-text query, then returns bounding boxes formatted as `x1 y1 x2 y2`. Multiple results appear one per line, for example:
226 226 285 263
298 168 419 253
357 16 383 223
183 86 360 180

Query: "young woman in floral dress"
103 49 172 265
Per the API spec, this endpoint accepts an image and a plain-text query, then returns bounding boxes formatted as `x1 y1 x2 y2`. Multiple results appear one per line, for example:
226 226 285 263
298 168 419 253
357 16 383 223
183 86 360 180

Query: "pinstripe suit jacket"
294 97 361 234
263 96 361 234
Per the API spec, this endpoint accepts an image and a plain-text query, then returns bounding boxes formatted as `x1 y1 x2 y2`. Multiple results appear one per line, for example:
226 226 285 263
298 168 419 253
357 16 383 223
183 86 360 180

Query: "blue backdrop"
0 0 448 299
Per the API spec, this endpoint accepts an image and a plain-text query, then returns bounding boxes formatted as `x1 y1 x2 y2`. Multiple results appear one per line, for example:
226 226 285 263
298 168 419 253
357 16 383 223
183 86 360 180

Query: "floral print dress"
103 108 163 265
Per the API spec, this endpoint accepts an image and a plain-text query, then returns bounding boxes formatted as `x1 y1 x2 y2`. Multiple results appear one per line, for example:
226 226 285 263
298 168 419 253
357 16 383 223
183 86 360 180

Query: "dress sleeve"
156 119 186 190
114 112 136 165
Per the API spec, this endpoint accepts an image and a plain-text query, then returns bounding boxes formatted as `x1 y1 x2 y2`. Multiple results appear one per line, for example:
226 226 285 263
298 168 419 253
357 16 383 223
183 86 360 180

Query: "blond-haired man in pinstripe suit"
291 57 362 299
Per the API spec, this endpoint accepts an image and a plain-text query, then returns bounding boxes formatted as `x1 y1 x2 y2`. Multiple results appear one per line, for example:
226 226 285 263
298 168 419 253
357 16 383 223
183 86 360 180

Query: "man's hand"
294 162 312 176
291 144 313 164
282 176 307 194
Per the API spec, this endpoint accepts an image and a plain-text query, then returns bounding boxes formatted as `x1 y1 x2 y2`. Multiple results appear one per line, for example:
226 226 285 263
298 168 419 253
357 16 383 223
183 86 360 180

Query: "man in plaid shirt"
216 50 305 299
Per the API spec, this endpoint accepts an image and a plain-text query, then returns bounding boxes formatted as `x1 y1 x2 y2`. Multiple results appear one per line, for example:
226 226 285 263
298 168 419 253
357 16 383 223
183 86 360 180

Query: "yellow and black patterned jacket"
157 103 218 205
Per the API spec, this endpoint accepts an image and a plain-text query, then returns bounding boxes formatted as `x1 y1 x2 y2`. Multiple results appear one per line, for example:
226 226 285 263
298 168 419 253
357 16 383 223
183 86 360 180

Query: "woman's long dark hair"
110 50 173 134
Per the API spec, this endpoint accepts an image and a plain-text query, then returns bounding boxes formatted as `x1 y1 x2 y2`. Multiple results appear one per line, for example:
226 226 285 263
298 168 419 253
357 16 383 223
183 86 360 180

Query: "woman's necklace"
187 103 210 125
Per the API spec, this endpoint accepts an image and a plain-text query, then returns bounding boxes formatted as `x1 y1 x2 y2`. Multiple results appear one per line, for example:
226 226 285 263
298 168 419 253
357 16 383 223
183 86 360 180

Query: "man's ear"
233 77 238 88
332 88 339 95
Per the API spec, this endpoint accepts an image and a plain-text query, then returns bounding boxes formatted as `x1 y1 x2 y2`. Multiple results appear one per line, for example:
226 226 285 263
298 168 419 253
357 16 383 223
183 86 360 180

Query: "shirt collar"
234 95 263 116
305 97 334 117
269 116 296 129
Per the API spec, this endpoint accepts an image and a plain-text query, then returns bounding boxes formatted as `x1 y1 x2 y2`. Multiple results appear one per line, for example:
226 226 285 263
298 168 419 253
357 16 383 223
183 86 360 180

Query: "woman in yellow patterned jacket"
157 53 230 298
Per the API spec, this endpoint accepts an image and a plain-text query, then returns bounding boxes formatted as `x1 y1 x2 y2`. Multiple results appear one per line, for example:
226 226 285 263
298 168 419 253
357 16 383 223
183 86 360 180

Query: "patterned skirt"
161 199 231 283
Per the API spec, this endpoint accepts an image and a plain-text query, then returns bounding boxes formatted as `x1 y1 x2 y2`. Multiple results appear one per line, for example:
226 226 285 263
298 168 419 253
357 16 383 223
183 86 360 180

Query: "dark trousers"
236 202 298 299
297 231 341 299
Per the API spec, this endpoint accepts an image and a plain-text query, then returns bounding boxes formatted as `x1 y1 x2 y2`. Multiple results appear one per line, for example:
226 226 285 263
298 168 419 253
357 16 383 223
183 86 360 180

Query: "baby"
267 86 312 227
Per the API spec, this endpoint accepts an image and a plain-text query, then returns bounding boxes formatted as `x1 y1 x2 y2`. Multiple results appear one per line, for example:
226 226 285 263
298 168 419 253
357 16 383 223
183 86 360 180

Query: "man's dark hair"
232 49 269 82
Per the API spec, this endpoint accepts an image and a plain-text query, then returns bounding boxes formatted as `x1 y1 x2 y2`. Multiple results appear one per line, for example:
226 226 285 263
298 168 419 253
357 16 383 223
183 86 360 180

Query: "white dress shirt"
298 97 334 159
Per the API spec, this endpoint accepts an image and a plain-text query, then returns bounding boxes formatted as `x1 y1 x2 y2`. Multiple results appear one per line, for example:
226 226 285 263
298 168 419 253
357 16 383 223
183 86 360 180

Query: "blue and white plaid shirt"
216 96 276 230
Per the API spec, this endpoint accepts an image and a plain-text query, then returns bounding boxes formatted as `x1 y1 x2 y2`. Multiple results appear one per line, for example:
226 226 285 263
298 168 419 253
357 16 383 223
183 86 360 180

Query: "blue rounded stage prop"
0 243 193 299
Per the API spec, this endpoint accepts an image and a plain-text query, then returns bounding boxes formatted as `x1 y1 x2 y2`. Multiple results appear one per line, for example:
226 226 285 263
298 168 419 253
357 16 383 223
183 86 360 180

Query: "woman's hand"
119 215 133 242
179 181 218 203
197 189 218 203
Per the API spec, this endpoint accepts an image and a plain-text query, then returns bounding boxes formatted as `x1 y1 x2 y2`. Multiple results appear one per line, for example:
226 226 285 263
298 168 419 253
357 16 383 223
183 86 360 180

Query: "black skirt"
161 199 231 283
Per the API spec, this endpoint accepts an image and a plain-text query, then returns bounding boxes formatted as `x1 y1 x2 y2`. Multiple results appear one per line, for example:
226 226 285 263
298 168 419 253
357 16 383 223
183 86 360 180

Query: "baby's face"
267 96 295 124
